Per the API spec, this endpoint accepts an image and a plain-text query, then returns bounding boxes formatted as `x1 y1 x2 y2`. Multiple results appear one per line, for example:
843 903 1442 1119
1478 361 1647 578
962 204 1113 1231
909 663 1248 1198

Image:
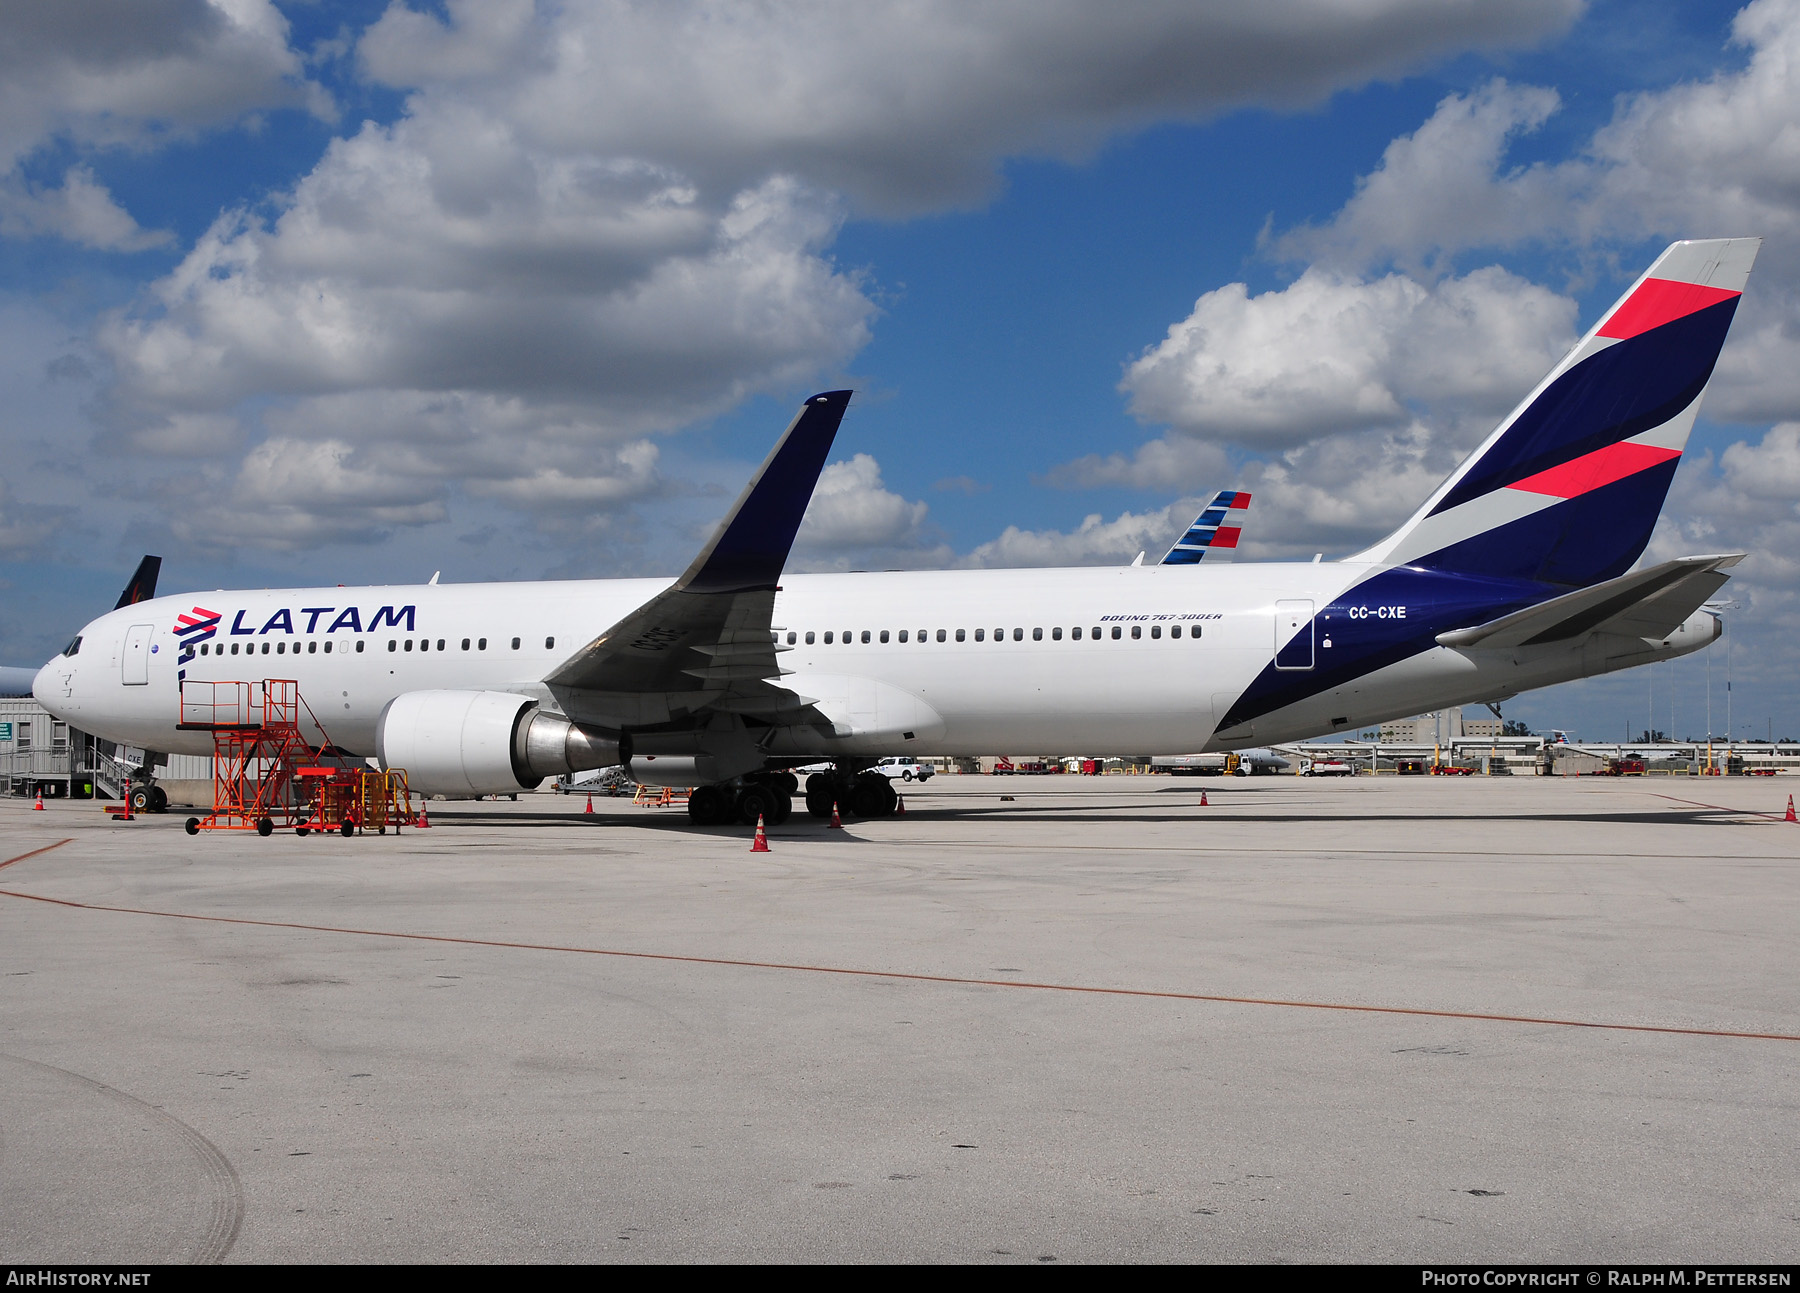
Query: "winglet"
114 555 162 609
678 391 852 595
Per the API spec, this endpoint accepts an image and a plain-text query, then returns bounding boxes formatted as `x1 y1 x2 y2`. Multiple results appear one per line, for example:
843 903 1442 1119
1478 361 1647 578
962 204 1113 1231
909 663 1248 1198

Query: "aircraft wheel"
770 789 793 825
848 780 884 819
806 773 834 798
775 772 799 796
184 817 200 836
805 789 834 818
256 816 273 837
129 786 152 813
737 785 775 827
150 785 168 813
689 785 727 825
876 777 898 816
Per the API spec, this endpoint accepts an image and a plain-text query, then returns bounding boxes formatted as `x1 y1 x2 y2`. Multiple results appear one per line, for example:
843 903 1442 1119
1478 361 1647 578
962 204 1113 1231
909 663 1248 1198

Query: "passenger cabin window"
1151 625 1161 639
956 629 965 642
1111 626 1121 640
544 637 553 649
787 632 797 645
1072 627 1082 640
405 639 414 652
441 639 449 651
511 637 520 650
897 630 907 643
974 628 984 641
937 629 946 642
824 631 834 644
478 638 486 650
418 639 427 652
1131 625 1142 639
461 638 470 650
356 641 365 652
861 630 870 644
880 630 890 643
805 631 815 644
1032 627 1043 641
324 641 333 653
1052 627 1062 640
1171 625 1181 639
388 640 397 652
261 642 270 654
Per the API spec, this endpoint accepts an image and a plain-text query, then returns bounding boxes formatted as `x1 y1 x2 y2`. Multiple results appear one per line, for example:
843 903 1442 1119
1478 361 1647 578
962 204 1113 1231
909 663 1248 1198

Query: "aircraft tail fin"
1352 238 1760 588
113 555 162 609
1162 490 1252 564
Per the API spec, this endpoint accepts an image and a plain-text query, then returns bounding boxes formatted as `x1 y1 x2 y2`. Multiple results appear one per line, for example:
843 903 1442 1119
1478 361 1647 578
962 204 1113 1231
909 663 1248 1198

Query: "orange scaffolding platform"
178 679 410 837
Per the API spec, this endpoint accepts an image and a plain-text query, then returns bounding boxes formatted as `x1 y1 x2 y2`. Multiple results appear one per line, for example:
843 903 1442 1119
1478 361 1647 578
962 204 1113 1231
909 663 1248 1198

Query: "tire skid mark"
0 1052 243 1264
3 884 1796 1045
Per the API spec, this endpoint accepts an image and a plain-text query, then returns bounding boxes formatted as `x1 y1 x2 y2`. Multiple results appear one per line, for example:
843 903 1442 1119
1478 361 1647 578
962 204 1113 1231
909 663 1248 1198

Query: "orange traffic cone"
894 794 905 815
829 800 844 829
584 793 594 814
1200 790 1208 807
751 813 770 851
416 803 432 828
33 787 45 811
1787 795 1796 824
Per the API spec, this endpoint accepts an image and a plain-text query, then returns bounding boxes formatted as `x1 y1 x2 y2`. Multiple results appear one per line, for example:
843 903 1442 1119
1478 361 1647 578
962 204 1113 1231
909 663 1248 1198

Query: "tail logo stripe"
1598 279 1741 341
1507 441 1682 501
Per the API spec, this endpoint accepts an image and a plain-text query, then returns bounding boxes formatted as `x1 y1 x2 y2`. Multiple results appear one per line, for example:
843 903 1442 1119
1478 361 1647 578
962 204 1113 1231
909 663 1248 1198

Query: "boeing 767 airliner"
33 238 1759 826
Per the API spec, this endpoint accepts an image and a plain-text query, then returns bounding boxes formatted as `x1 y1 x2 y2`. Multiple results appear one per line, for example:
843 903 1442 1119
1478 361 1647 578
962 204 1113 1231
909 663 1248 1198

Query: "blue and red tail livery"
1356 238 1759 589
1162 490 1252 565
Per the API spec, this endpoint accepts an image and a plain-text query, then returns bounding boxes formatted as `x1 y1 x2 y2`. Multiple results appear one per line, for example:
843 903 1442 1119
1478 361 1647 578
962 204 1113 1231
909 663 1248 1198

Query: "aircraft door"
1274 600 1314 671
122 624 153 685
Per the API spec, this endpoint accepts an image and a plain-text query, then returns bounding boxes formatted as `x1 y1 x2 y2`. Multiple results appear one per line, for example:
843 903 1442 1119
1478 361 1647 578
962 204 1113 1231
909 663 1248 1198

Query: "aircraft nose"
32 652 71 715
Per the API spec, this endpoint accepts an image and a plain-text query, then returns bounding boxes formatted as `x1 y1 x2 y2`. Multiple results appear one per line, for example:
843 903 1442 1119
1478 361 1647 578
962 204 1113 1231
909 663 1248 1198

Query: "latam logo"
219 605 418 636
172 606 222 645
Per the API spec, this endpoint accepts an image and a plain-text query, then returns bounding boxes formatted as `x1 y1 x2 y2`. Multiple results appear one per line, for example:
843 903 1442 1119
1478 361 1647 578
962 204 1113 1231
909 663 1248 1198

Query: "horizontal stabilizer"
1436 554 1743 649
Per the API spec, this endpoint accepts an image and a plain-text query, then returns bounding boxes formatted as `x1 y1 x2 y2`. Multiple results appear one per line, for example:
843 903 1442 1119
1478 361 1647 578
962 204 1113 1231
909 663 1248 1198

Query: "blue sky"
2 0 1796 741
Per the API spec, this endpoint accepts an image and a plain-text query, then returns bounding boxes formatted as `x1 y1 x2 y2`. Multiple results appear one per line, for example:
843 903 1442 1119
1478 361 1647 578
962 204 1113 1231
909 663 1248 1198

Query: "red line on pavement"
0 840 73 872
2 882 1795 1043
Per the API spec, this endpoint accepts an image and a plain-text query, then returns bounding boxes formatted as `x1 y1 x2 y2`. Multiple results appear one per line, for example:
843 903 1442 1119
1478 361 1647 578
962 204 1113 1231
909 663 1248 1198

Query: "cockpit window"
63 635 81 657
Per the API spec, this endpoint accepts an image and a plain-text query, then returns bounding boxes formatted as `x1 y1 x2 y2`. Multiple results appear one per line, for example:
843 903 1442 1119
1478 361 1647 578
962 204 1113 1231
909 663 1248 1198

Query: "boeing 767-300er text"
33 238 1759 825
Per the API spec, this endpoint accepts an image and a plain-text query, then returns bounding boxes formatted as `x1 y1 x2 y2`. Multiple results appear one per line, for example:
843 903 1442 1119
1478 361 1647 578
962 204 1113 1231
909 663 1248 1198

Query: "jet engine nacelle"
376 690 620 797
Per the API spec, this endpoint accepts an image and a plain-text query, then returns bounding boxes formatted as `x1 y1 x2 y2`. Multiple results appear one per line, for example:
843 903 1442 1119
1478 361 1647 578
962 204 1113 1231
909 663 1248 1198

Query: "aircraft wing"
544 391 851 729
1435 553 1743 650
1162 491 1251 564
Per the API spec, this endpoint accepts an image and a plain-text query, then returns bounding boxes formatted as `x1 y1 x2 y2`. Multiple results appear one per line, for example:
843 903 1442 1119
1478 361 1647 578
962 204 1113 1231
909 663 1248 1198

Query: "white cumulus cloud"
1121 265 1577 449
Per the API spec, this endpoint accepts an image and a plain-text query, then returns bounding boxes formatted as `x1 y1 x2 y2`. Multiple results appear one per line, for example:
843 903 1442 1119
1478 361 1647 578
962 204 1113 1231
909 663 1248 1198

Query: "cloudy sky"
2 0 1794 741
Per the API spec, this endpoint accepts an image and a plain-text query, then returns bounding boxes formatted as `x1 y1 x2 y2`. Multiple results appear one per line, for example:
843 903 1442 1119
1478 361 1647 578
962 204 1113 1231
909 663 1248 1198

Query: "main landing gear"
686 772 800 827
803 770 898 820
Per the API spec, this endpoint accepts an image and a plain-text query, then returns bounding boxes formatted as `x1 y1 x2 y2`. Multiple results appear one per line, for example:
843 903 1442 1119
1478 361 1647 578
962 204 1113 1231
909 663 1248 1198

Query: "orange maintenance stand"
177 678 412 838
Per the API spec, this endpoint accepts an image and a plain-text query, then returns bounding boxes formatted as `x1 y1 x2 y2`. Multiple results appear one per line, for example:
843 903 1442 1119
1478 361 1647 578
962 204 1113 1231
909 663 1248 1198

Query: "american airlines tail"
1354 237 1760 585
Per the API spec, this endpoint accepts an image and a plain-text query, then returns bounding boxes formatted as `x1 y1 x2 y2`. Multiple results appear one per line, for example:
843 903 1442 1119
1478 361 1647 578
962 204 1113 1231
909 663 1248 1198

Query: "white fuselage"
33 561 1718 763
